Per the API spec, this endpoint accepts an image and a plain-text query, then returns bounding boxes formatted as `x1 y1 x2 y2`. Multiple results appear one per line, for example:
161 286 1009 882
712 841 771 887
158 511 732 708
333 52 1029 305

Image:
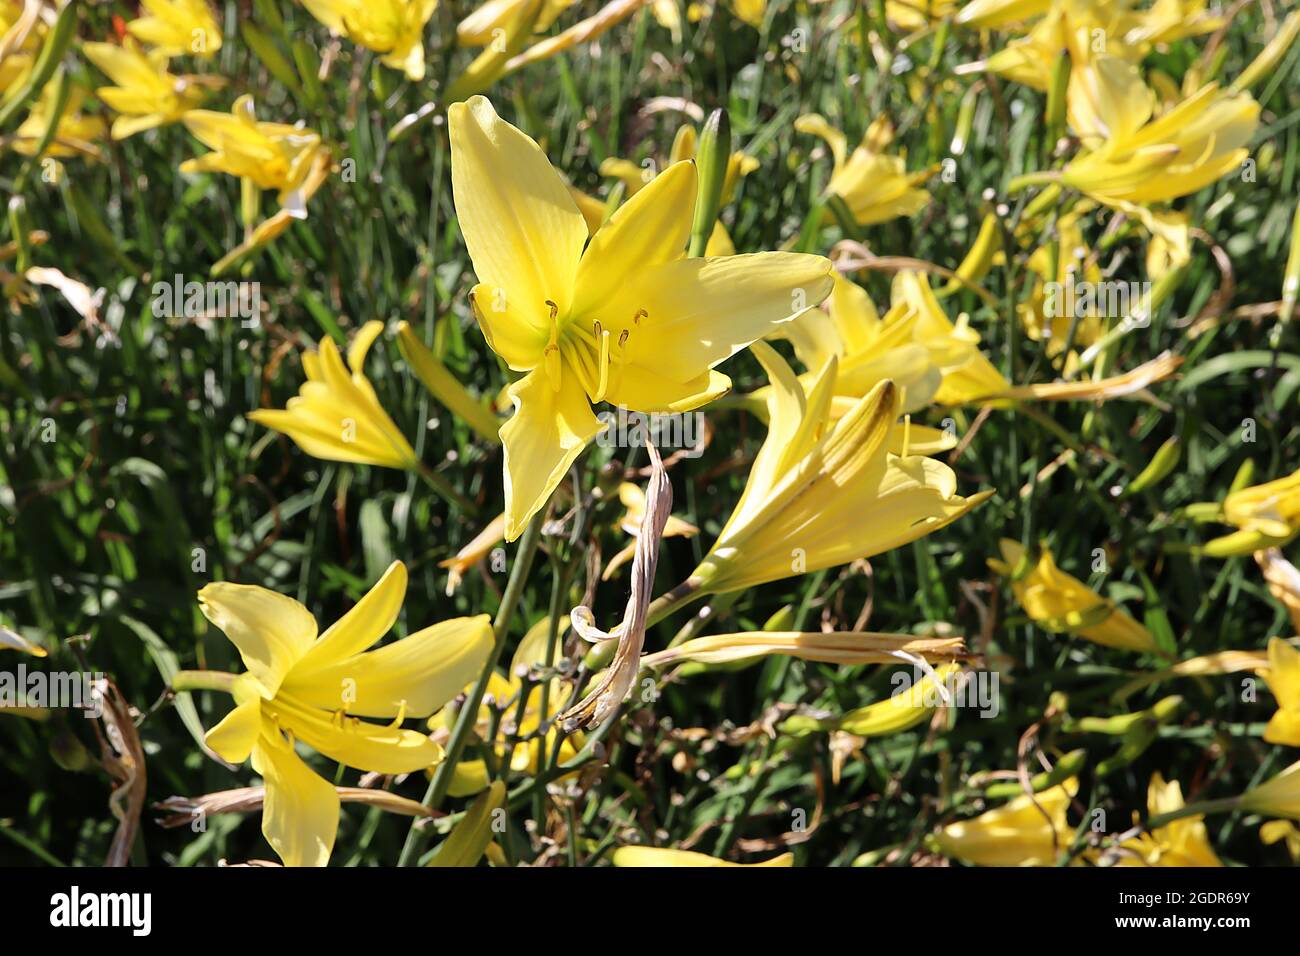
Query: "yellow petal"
612 846 794 866
291 561 408 674
449 95 587 362
499 362 603 540
285 615 494 719
205 697 262 764
197 582 317 696
252 735 339 867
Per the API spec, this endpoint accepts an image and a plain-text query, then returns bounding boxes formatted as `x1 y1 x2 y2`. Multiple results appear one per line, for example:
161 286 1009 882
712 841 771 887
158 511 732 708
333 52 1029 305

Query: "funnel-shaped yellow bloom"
449 95 833 540
1062 64 1258 206
1101 774 1222 866
197 561 493 865
683 343 989 595
795 113 932 226
933 778 1078 866
126 0 223 57
612 846 793 866
990 539 1159 654
249 321 418 470
1264 637 1300 747
1240 759 1300 821
1222 467 1300 543
428 616 582 795
83 40 209 140
302 0 436 80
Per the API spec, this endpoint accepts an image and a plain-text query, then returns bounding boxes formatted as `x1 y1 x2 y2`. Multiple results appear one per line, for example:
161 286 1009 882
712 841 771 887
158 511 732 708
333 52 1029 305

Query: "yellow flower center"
543 301 646 403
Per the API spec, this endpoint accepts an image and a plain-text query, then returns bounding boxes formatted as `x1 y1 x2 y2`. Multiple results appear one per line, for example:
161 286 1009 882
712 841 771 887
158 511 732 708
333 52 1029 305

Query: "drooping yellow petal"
252 735 340 867
498 362 603 540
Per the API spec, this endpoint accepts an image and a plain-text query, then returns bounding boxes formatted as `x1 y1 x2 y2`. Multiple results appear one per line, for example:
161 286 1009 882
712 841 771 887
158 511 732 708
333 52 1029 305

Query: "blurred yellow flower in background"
249 321 419 471
1263 637 1300 747
795 113 932 226
1100 773 1221 866
990 539 1161 655
126 0 223 57
302 0 437 80
933 778 1078 866
83 39 211 140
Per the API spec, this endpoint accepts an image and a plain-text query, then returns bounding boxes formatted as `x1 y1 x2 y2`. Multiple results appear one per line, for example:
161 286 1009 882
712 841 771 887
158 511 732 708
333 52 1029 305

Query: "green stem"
645 576 707 629
396 507 545 866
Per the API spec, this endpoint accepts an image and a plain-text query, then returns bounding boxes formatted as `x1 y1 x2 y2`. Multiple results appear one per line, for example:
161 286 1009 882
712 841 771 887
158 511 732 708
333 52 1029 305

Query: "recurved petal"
252 736 340 867
197 582 317 696
205 696 262 764
449 95 587 346
287 615 494 719
499 362 603 541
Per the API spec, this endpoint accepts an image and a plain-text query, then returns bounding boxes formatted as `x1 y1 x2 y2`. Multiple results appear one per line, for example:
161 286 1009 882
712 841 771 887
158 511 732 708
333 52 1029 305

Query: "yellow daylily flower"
248 321 419 470
730 0 765 27
1125 0 1223 47
1264 637 1300 747
1239 759 1300 821
126 0 223 57
193 561 493 865
795 113 932 226
82 39 210 140
448 95 833 540
301 0 436 80
1100 774 1222 866
602 481 699 580
180 94 332 272
9 84 105 160
676 343 989 596
428 616 582 795
612 846 793 866
1061 69 1259 207
1257 549 1300 634
933 778 1079 866
772 271 991 414
180 94 324 199
989 539 1161 655
1221 467 1300 544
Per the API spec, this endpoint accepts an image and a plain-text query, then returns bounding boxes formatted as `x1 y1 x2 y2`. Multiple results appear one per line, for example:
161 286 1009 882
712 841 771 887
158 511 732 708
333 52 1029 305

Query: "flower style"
448 95 834 540
191 561 493 865
126 0 223 57
795 113 932 226
301 0 437 80
989 539 1161 655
